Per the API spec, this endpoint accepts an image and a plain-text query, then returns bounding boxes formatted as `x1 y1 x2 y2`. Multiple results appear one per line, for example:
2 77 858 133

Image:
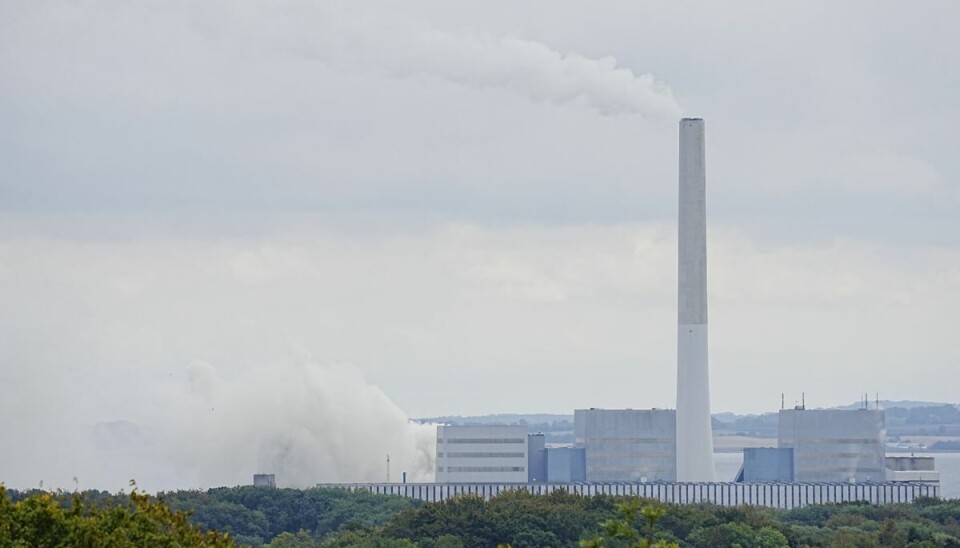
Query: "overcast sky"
2 0 959 489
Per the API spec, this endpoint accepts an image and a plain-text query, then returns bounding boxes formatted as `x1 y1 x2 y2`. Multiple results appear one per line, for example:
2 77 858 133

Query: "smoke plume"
8 359 436 492
2 1 681 118
155 359 436 488
315 20 683 117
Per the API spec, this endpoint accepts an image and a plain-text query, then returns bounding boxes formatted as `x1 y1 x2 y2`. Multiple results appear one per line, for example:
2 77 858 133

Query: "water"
713 452 960 499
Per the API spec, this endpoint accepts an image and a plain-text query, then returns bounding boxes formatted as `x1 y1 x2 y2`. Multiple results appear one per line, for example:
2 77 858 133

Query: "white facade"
676 117 715 482
779 409 886 482
886 456 940 482
435 425 528 483
575 408 676 482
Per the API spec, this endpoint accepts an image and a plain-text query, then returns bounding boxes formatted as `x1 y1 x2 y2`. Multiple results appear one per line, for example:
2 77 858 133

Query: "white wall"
575 408 676 481
436 425 528 483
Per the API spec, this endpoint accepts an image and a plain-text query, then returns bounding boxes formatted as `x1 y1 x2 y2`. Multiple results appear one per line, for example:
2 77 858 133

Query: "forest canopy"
3 485 960 547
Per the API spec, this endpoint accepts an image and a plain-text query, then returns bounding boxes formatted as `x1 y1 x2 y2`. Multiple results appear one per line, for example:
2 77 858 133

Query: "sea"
713 452 960 499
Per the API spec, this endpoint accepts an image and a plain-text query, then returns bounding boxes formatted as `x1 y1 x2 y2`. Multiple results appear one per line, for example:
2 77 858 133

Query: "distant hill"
416 414 575 444
833 400 959 411
415 413 572 425
417 401 960 440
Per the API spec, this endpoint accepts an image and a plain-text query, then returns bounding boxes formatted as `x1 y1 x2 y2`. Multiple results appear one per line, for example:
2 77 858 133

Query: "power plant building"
545 447 586 483
886 456 940 482
253 474 276 487
736 448 794 482
435 425 528 483
779 408 886 482
527 433 547 482
575 408 676 482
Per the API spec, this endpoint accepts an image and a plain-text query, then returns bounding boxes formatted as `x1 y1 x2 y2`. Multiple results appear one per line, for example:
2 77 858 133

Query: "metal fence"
319 481 939 509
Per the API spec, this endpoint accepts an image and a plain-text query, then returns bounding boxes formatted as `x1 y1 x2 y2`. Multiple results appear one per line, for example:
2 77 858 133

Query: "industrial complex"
320 118 940 507
430 405 937 487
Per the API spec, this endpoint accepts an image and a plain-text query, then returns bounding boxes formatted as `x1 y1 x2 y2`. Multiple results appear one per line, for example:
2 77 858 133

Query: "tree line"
4 484 960 547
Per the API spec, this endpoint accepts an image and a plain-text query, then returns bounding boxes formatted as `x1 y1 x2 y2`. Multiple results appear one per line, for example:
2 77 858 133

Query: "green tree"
0 485 235 547
318 528 417 547
878 518 908 547
580 499 679 548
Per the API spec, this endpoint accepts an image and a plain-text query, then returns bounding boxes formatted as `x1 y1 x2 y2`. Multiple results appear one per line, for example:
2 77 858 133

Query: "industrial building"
435 425 528 483
886 456 940 482
253 474 276 487
575 408 676 482
779 408 886 482
736 407 888 483
379 118 940 500
736 448 794 482
527 433 546 482
545 447 586 483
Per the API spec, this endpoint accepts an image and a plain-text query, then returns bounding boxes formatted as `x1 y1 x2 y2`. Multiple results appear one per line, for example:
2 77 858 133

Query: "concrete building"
528 433 547 482
736 448 794 482
253 474 276 487
545 447 586 483
436 425 528 483
575 408 676 482
779 409 885 482
676 117 715 482
886 456 940 482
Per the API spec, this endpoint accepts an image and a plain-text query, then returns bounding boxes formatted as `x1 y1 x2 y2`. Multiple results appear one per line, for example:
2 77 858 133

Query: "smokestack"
676 118 715 481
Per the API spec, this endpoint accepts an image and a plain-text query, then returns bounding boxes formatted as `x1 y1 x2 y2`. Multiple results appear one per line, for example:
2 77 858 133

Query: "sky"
1 1 959 490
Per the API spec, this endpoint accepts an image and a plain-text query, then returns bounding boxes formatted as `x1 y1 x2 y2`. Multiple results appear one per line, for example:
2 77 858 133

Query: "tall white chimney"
676 118 715 481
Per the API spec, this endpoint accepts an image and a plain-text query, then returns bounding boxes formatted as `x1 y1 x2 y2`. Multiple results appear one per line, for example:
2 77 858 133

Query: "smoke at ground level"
1 361 436 492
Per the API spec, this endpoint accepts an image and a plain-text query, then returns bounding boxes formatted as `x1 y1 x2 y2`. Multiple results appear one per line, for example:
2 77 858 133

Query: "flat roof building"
575 408 676 482
886 456 940 482
436 425 528 483
545 447 586 483
736 448 794 482
253 474 276 487
779 408 885 483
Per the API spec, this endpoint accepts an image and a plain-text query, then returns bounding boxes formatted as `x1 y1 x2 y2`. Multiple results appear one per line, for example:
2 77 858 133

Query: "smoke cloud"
1 1 680 119
318 21 683 117
149 359 436 488
7 359 436 492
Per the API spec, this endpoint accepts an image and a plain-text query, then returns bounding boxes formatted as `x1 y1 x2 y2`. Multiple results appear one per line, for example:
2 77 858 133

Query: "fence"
320 481 939 509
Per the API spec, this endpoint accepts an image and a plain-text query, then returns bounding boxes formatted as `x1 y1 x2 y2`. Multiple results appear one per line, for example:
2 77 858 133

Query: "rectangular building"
778 409 885 482
738 448 794 482
574 408 676 482
886 456 940 482
436 425 528 483
253 474 276 487
528 433 547 482
545 447 586 483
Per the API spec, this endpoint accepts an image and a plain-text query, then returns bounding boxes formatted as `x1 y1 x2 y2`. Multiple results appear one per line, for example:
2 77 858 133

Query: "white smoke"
144 359 436 488
14 359 436 492
3 1 681 118
311 18 683 117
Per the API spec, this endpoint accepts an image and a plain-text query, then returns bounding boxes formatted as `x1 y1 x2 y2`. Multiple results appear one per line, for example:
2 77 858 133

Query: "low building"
545 447 586 483
253 474 276 487
779 408 885 482
886 456 940 482
574 408 676 482
436 424 528 483
735 448 793 482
